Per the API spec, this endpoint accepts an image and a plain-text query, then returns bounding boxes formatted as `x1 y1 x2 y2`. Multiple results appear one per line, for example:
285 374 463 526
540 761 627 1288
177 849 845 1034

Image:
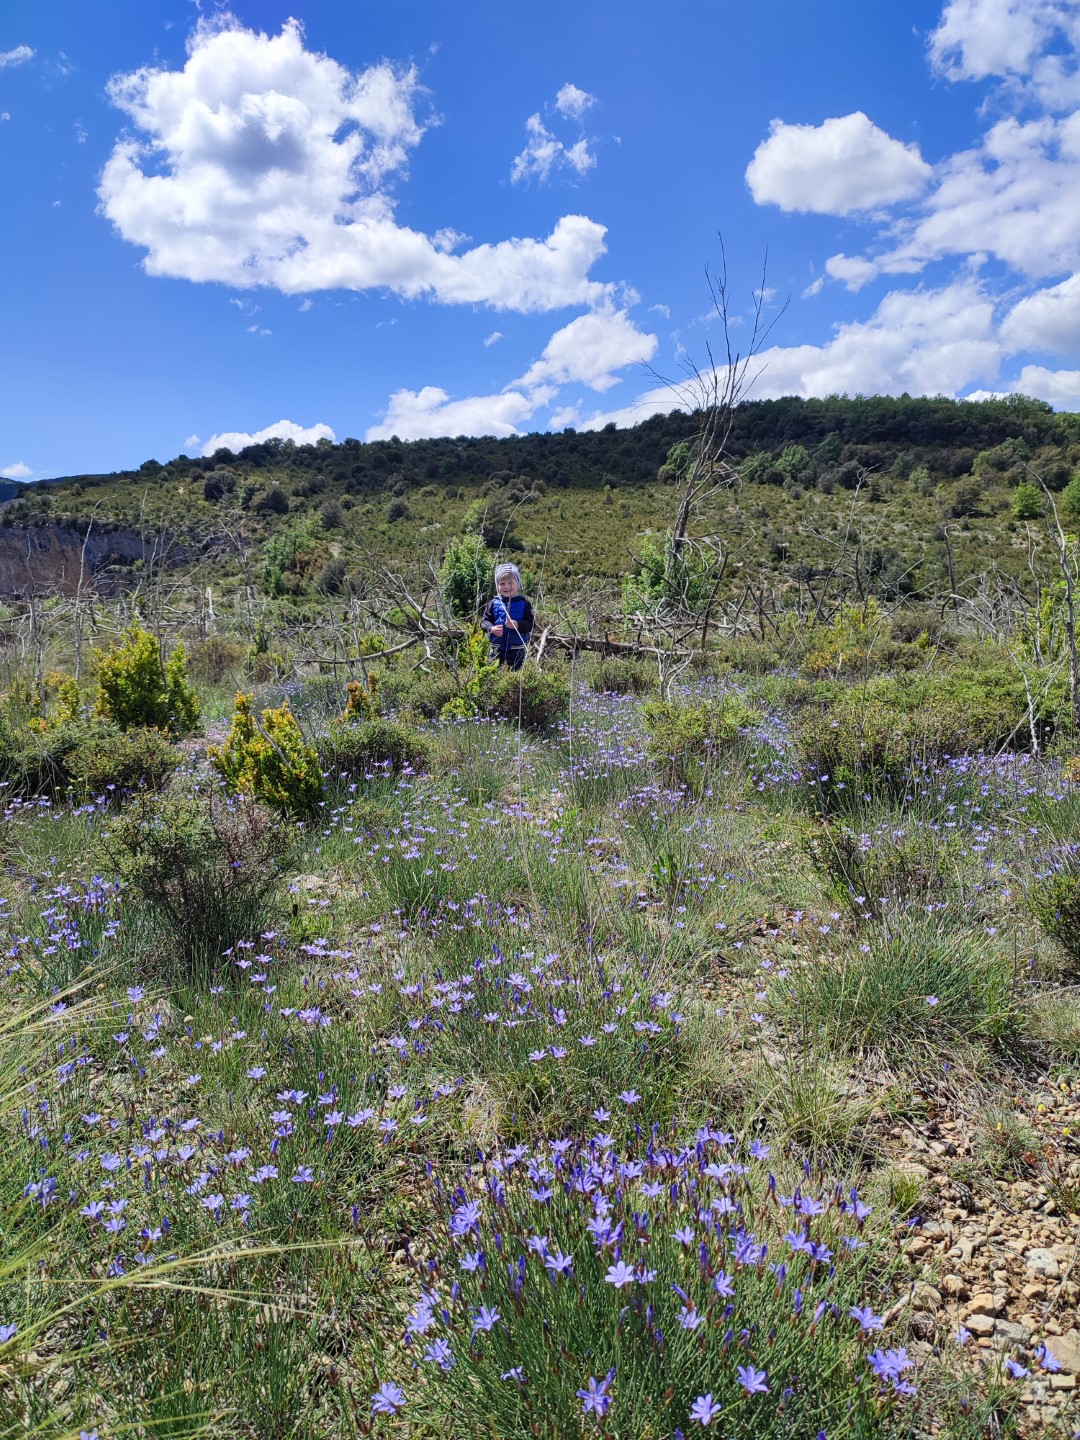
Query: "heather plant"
316 714 432 785
481 661 570 730
65 719 178 801
643 692 755 792
586 654 657 695
210 692 322 817
95 620 200 736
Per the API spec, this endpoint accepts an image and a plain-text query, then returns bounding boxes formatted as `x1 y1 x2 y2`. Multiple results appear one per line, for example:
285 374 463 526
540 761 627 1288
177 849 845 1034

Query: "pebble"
1024 1246 1061 1279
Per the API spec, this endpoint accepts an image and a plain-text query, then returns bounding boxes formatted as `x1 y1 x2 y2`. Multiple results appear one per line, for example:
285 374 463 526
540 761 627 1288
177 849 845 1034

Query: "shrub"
439 536 495 620
587 655 657 695
209 693 322 818
95 622 200 736
1027 857 1080 973
189 634 247 684
481 662 570 730
107 786 293 985
342 676 380 722
643 693 754 791
316 716 432 782
794 668 1062 809
66 722 178 800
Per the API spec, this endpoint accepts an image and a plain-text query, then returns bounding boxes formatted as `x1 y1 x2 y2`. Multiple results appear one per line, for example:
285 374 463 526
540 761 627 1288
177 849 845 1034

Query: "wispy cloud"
0 45 34 69
511 82 600 184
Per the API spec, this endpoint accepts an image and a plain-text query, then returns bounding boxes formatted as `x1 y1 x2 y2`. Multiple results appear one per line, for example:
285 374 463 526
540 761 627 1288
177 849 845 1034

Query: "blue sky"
3 0 1080 479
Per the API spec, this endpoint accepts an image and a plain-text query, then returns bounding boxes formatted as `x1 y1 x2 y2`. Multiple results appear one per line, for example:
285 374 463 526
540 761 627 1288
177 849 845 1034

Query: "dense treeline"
22 393 1077 511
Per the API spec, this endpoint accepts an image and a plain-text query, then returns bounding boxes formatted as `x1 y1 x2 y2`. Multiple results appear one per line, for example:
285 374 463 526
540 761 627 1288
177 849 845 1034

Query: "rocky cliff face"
0 524 185 596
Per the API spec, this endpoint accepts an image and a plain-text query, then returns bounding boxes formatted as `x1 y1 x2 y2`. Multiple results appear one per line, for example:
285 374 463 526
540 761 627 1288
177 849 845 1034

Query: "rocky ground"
885 1078 1079 1432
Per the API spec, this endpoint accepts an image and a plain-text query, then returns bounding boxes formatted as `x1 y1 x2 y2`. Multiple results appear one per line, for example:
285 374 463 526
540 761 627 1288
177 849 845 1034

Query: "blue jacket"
480 594 534 659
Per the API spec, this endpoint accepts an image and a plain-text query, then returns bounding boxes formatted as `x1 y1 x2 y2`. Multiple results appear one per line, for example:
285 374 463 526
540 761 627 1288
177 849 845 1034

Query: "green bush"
316 716 432 781
1027 860 1080 973
106 786 294 985
439 535 495 620
643 693 754 791
0 715 174 800
481 661 570 730
66 721 178 800
209 693 322 818
795 666 1062 809
587 655 657 695
95 622 200 736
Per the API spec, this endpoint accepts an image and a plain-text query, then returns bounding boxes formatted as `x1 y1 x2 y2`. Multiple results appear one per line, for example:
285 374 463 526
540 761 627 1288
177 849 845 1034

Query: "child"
480 563 534 670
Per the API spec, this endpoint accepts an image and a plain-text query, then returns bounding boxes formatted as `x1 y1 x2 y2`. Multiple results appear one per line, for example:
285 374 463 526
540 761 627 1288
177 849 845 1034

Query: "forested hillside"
4 394 1078 609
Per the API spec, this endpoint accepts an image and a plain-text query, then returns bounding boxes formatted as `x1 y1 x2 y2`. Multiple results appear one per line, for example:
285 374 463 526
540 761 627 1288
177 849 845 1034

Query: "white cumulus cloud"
514 308 657 393
570 281 1006 429
366 387 542 442
201 418 335 455
555 83 596 123
99 17 612 312
1006 363 1080 409
0 45 34 69
928 0 1080 101
745 112 931 215
1 461 34 479
1001 272 1080 353
885 115 1080 280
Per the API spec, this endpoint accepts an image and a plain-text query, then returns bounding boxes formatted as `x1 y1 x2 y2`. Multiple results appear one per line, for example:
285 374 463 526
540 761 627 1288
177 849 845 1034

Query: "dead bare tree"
650 245 787 593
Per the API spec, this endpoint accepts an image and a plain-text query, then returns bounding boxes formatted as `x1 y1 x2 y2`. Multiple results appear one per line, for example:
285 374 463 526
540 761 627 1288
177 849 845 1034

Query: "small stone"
1049 1374 1077 1391
1049 1331 1080 1374
1025 1247 1061 1279
994 1319 1032 1346
941 1274 968 1298
911 1283 941 1312
966 1292 1004 1317
965 1312 996 1337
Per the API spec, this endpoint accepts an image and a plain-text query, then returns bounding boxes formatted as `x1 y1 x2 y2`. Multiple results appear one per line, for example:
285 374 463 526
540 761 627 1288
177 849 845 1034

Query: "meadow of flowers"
0 658 1077 1439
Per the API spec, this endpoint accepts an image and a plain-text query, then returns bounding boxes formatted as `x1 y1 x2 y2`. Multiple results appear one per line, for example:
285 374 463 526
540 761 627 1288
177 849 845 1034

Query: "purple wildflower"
689 1393 721 1426
371 1381 406 1415
576 1369 615 1417
737 1365 769 1396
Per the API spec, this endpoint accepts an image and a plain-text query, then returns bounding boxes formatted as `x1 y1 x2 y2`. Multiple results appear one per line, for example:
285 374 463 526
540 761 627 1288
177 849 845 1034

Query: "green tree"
1011 482 1043 520
777 443 813 486
439 535 495 619
1061 476 1080 523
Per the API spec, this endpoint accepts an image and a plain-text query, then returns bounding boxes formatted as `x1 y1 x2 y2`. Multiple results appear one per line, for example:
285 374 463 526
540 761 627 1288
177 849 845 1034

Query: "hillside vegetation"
4 395 1078 618
0 396 1079 1437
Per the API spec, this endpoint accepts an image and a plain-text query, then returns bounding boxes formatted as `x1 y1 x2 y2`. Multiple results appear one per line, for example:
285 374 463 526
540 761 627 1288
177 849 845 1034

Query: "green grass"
1 639 1077 1437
